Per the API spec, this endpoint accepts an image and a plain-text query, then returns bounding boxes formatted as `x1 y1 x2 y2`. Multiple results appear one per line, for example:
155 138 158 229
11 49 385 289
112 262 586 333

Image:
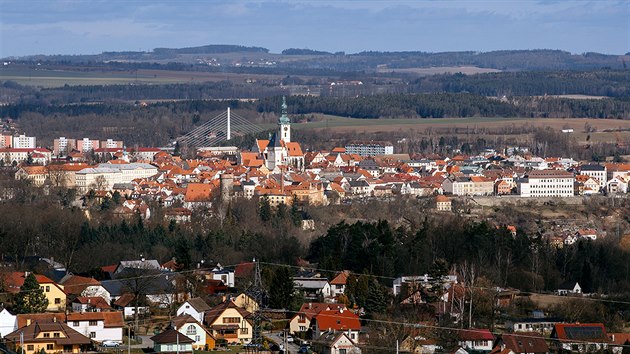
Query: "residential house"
288 303 347 335
492 332 549 354
71 297 113 313
172 314 215 350
330 271 349 297
293 277 332 300
314 331 362 354
60 274 111 303
457 329 494 352
399 335 439 354
66 311 124 343
112 293 149 319
231 293 259 314
0 308 16 337
151 328 194 354
4 321 91 354
14 273 66 312
204 300 253 344
312 309 361 343
550 323 609 352
505 316 562 334
606 176 628 194
176 298 211 324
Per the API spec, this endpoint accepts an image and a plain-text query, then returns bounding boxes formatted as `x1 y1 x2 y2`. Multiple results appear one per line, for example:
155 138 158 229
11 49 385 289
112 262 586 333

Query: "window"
339 350 347 354
186 325 197 335
223 317 240 324
45 286 50 292
167 345 173 351
55 298 61 304
195 336 200 342
73 321 79 326
89 320 98 326
43 333 50 338
240 328 248 335
89 332 96 338
299 326 306 332
46 344 54 350
351 333 356 340
27 345 34 351
54 333 60 338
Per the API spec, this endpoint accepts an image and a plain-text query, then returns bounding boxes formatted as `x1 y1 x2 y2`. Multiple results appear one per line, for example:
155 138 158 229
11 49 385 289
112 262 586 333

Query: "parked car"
298 345 312 354
285 334 294 343
101 340 120 348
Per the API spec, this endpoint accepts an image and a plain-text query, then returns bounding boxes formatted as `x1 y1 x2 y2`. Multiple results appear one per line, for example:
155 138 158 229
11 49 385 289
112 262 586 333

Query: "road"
266 331 301 353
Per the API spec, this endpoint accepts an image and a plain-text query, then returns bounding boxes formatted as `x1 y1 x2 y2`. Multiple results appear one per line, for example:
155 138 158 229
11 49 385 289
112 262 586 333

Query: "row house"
443 176 493 196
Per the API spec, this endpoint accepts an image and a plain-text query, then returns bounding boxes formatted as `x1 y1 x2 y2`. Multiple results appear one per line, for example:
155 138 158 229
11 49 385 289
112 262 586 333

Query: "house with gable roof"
176 297 211 324
4 320 91 354
204 300 253 344
458 328 494 352
492 332 549 354
551 323 609 352
330 271 349 297
171 314 216 350
288 302 347 335
312 308 361 344
314 331 362 354
66 311 124 343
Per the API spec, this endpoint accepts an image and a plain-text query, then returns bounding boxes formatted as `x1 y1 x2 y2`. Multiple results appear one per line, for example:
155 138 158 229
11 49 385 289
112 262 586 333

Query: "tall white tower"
278 96 291 143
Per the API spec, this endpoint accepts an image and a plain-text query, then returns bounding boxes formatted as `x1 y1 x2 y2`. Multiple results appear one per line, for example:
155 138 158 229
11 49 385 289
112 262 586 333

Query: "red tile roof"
314 309 360 331
458 328 494 341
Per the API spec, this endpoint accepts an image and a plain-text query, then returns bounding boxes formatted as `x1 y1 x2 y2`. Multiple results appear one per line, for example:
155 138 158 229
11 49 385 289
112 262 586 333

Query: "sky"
0 0 628 57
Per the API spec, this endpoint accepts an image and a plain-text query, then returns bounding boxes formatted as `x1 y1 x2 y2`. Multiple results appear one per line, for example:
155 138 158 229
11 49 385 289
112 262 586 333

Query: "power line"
257 261 630 306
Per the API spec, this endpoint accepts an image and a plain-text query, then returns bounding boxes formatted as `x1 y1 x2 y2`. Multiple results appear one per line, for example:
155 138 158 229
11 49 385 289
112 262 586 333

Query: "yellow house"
4 321 91 354
231 293 259 313
35 275 67 312
5 273 66 312
204 301 253 344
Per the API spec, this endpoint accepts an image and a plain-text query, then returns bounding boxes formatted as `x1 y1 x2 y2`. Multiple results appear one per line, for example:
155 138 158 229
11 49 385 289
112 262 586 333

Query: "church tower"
278 96 291 143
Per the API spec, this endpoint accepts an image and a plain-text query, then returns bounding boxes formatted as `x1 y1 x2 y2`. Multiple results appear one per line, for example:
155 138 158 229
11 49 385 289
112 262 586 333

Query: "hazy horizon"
1 0 628 58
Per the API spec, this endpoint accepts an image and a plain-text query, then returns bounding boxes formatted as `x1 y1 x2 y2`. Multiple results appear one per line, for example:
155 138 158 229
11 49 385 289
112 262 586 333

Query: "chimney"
53 317 56 322
26 319 31 326
339 308 344 313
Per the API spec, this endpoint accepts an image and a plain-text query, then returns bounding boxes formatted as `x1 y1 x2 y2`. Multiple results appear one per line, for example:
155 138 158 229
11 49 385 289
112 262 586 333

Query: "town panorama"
1 6 630 354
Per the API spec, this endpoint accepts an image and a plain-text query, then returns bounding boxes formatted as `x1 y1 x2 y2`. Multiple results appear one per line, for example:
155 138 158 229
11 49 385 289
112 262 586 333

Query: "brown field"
293 116 630 145
301 116 630 133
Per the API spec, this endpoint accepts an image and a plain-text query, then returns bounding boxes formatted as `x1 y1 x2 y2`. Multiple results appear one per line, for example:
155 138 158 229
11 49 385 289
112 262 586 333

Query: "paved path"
266 332 301 353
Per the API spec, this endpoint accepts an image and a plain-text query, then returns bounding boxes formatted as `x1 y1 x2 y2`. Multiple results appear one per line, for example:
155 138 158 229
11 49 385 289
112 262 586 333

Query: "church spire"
278 96 290 125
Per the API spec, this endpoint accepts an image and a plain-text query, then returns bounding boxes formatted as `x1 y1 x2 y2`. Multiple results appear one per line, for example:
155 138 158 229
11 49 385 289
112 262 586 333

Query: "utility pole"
250 258 265 351
128 326 131 354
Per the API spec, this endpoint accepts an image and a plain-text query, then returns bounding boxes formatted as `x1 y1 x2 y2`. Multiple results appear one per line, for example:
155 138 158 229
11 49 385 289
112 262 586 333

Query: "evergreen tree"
259 196 271 222
365 280 389 314
268 267 294 309
15 273 48 314
580 261 593 293
290 196 302 227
